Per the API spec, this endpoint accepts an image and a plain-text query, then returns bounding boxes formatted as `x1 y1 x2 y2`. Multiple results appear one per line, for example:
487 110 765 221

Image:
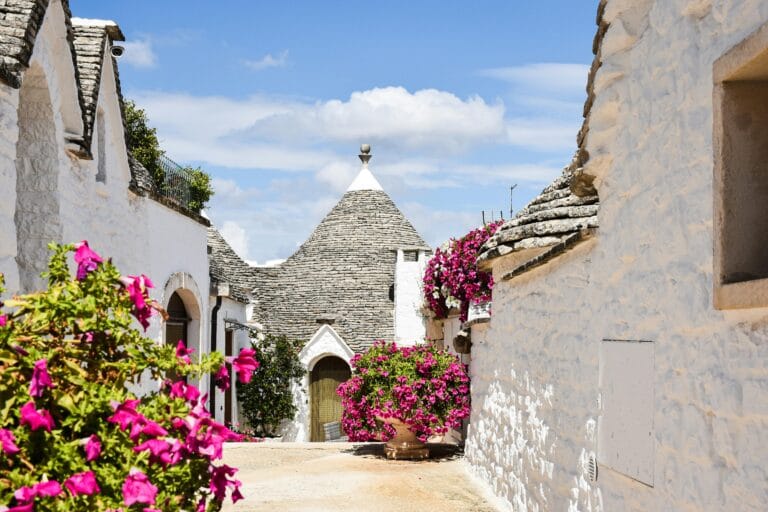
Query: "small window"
713 21 768 309
403 250 418 262
95 110 106 183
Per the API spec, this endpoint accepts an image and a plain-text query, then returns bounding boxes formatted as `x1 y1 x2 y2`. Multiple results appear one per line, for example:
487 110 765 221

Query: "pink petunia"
84 434 101 461
169 380 201 404
122 469 158 506
175 340 193 365
7 504 34 512
34 480 62 497
29 359 53 398
19 401 55 432
108 399 143 431
227 348 259 384
119 274 154 330
64 471 100 496
209 464 240 500
73 241 103 280
0 314 6 327
214 364 230 391
0 428 20 455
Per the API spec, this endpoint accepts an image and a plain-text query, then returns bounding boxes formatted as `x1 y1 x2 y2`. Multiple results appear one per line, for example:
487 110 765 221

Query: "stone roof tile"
476 1 608 274
251 188 430 352
207 227 254 304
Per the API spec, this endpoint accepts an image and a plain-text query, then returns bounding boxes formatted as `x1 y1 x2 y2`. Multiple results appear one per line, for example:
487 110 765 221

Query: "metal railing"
157 154 194 209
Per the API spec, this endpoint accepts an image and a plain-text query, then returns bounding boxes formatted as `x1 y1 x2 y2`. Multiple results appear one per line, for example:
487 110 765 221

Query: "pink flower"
119 274 154 330
176 340 193 364
214 365 230 391
29 359 53 397
84 434 101 461
34 480 62 497
0 314 6 327
64 471 100 496
108 399 143 430
227 348 259 384
19 401 55 432
7 504 33 512
122 469 158 506
169 380 201 404
74 241 103 280
209 464 241 501
0 428 20 455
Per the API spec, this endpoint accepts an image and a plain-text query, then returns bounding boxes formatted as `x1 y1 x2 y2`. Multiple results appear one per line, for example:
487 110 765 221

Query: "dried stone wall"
466 0 768 510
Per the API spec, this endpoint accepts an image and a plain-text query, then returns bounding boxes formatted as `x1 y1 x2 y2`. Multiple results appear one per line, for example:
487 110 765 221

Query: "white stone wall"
0 1 212 388
210 296 252 426
394 249 428 345
466 1 768 510
0 84 19 291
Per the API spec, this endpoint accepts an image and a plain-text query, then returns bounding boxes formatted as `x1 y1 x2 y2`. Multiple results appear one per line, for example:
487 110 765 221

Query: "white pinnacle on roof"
346 144 383 192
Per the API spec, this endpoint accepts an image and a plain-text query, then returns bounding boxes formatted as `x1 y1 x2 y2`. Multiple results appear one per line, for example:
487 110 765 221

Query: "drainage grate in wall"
588 453 599 483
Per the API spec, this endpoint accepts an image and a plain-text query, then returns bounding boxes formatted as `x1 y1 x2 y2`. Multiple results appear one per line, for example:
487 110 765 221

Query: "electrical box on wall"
598 339 655 486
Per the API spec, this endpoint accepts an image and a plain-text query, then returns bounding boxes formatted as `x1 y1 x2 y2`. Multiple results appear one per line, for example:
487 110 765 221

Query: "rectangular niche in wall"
713 20 768 309
598 339 654 486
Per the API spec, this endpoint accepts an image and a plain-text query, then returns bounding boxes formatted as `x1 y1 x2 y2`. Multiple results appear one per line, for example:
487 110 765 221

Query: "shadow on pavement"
344 442 464 461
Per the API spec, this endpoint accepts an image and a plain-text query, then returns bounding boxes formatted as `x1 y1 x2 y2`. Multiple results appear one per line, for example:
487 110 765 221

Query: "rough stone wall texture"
466 1 768 510
0 84 19 290
252 189 429 353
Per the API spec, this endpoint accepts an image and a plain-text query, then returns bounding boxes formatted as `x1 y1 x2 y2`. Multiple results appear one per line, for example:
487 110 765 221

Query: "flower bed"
337 341 470 443
422 221 503 322
0 242 257 511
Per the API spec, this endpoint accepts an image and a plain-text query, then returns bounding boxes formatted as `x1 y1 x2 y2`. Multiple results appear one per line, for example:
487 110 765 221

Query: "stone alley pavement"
221 442 506 512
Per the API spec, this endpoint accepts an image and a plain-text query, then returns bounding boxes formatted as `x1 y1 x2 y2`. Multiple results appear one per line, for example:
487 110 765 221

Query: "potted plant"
337 341 470 459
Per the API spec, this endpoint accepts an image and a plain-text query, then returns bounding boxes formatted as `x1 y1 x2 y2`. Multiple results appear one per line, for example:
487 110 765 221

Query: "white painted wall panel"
598 340 654 486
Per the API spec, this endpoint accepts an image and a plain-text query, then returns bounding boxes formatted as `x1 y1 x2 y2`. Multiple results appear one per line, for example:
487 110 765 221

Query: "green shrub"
236 333 304 436
0 242 254 511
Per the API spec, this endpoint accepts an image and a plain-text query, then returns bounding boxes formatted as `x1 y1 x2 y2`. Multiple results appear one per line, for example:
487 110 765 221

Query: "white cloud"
244 50 289 71
244 87 506 151
219 220 251 260
121 38 157 68
480 63 589 95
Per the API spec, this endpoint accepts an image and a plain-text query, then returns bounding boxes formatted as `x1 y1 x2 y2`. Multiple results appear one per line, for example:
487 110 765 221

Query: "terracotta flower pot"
378 417 429 460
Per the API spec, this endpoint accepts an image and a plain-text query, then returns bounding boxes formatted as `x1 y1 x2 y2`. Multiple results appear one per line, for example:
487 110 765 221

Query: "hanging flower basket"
422 221 503 322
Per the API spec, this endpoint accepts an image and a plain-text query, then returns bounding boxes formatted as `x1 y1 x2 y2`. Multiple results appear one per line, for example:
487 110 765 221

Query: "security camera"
111 45 124 58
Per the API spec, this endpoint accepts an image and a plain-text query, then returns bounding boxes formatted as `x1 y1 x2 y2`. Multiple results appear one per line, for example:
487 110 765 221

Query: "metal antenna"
510 184 518 217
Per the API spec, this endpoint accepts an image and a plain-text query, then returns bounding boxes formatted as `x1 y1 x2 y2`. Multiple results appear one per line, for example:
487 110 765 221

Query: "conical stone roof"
251 161 430 352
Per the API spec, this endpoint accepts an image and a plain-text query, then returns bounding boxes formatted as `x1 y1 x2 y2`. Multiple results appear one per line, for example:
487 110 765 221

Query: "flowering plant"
0 242 257 511
337 341 470 443
422 220 503 322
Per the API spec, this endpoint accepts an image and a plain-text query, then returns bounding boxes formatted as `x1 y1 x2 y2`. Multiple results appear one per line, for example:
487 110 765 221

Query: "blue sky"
71 1 600 264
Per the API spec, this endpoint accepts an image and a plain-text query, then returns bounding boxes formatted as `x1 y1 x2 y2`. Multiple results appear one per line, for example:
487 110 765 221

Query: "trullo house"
250 145 432 441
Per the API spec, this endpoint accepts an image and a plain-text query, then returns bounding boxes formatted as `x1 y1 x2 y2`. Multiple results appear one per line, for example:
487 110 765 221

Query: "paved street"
221 442 505 512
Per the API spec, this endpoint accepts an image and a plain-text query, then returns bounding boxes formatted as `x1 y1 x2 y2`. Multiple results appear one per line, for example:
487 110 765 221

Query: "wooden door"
224 330 233 426
309 357 351 442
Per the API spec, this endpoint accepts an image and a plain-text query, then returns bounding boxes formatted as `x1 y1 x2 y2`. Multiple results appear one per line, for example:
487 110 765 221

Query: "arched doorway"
309 356 350 442
165 291 189 349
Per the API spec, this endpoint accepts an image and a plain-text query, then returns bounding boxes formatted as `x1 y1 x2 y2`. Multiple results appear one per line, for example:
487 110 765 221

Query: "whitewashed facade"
466 1 768 510
0 2 213 396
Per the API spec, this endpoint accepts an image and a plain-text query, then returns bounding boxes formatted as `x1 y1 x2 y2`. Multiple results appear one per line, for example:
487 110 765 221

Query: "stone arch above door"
300 324 354 370
161 272 203 361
